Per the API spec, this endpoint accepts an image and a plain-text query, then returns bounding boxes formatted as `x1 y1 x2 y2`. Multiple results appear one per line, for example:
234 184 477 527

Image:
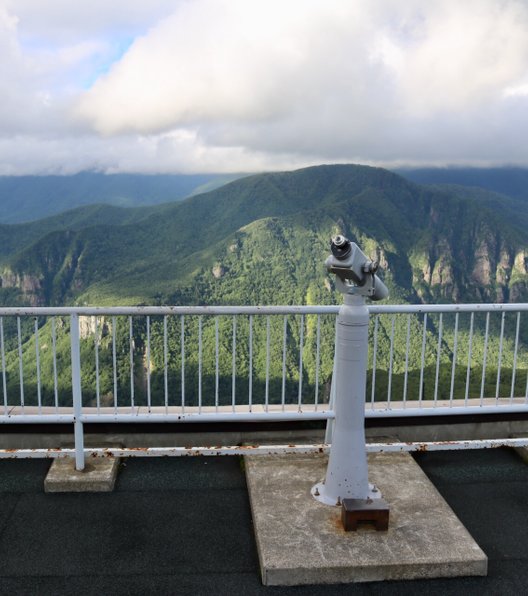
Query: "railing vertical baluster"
215 317 219 413
112 316 117 413
434 313 443 405
265 316 270 412
449 312 459 406
298 314 304 409
181 315 185 413
34 318 42 415
198 316 202 414
70 314 84 471
0 318 7 415
418 313 428 404
480 312 490 405
17 317 24 413
164 315 168 413
248 315 253 412
52 317 58 413
525 350 528 402
94 317 100 413
370 316 379 408
464 312 474 406
129 317 134 413
232 316 236 412
403 314 411 407
495 311 505 401
146 315 151 412
511 312 521 403
315 315 321 410
387 315 395 405
281 316 287 411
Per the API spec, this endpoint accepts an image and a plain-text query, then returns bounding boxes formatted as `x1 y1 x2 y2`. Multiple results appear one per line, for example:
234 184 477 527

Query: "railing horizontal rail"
1 437 527 460
0 415 75 424
0 305 340 316
0 303 528 317
365 404 528 417
2 404 528 423
1 302 528 317
369 303 528 314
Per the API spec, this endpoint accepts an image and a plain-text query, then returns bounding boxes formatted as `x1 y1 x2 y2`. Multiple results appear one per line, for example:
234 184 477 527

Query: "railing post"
70 314 85 471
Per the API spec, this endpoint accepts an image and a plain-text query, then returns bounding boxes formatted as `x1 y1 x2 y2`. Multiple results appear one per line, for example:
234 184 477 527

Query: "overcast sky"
1 0 528 175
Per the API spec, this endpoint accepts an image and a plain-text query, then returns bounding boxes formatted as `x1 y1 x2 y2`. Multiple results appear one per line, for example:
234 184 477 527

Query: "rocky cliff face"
409 209 528 304
0 270 44 306
0 231 85 306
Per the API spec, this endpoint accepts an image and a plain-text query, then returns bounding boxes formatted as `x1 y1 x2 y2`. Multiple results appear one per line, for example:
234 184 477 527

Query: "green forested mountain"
0 164 527 308
1 164 528 410
0 171 243 224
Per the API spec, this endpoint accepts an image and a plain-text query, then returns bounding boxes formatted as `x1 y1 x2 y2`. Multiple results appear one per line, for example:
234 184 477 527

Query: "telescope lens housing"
330 235 352 260
326 234 389 301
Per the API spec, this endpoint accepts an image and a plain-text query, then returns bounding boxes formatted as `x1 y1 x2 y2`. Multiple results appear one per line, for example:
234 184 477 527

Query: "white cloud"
504 83 528 98
0 130 333 175
390 0 528 114
0 3 118 136
3 0 177 41
76 0 384 135
1 0 528 173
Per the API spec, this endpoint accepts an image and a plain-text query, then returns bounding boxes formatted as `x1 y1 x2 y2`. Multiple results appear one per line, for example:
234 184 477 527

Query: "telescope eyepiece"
330 235 352 260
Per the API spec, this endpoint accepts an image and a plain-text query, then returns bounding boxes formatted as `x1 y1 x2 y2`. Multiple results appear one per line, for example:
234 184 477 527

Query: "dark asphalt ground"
0 448 526 595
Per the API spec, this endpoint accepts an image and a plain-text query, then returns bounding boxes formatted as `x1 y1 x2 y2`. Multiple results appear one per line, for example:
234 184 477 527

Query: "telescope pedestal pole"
312 293 380 506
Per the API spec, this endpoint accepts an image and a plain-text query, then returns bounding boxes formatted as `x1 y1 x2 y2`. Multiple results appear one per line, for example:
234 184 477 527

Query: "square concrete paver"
45 457 120 493
245 452 487 586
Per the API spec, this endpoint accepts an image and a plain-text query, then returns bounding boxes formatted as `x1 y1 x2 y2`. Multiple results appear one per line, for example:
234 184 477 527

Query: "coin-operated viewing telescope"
325 235 388 300
312 235 390 531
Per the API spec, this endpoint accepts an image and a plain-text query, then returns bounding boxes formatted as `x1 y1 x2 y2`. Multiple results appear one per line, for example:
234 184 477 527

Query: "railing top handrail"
0 305 340 316
0 302 527 316
369 303 528 314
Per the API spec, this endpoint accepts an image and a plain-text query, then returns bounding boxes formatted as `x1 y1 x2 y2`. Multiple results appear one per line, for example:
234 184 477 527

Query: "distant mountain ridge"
0 164 527 307
395 167 528 202
0 171 243 223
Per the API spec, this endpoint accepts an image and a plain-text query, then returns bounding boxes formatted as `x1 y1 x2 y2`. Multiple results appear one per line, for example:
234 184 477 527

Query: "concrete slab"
513 446 528 464
44 457 120 493
245 452 487 586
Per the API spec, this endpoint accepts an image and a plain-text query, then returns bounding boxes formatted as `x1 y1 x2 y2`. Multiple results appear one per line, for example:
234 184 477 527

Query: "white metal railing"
0 306 338 425
366 303 528 417
2 303 528 422
1 303 528 467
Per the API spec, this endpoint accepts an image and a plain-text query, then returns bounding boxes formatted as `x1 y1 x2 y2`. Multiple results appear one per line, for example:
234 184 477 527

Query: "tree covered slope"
0 164 527 307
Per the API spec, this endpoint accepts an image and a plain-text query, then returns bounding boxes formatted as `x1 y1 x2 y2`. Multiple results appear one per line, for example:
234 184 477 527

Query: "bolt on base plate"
310 481 382 507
